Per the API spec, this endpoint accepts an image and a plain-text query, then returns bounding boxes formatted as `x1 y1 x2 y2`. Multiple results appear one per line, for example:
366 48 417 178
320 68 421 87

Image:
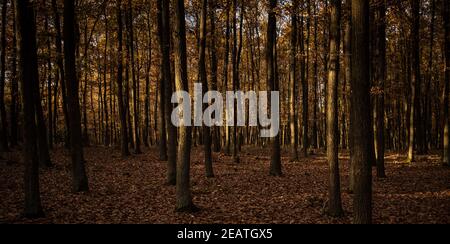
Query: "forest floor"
1 146 449 224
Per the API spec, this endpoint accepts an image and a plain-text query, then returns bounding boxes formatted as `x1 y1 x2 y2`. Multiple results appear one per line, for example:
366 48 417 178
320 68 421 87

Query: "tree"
373 0 387 178
407 0 421 163
301 0 309 158
157 0 177 185
16 0 44 218
0 0 8 152
231 0 240 164
174 0 197 212
52 0 71 148
327 0 343 217
117 0 130 157
351 0 372 224
199 0 214 178
127 0 142 154
9 0 18 148
209 0 220 153
64 0 89 192
290 0 299 161
223 2 231 155
443 0 450 166
268 0 282 177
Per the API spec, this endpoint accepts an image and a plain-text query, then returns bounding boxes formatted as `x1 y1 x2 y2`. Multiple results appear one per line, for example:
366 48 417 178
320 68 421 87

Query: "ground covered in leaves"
1 146 449 224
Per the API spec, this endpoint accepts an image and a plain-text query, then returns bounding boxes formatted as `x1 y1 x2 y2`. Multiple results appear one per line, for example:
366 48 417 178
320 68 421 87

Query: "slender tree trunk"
209 0 221 153
351 0 372 224
223 4 231 155
52 0 70 148
117 0 130 157
104 10 110 147
64 0 89 192
231 0 240 164
16 0 44 218
443 0 450 166
174 0 197 212
268 0 282 177
327 0 343 217
157 0 176 185
290 0 299 161
199 0 214 177
301 0 310 158
312 1 319 150
45 14 54 150
0 0 8 151
127 0 141 154
374 0 386 178
408 0 421 162
10 0 18 148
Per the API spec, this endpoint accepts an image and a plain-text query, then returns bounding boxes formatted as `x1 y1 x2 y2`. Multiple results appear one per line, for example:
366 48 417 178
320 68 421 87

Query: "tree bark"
0 0 8 151
117 0 130 157
290 0 299 161
351 0 372 224
374 0 386 178
64 0 89 192
199 0 214 178
408 0 421 162
268 0 282 177
443 0 450 166
10 0 18 147
174 0 197 212
16 0 44 218
327 0 343 217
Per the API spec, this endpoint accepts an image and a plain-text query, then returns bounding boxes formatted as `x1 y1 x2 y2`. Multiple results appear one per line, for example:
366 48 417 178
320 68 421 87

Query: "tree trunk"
157 0 176 185
52 0 71 148
351 0 372 224
290 0 299 161
408 0 421 162
10 0 18 147
64 0 89 192
209 0 220 153
174 0 197 212
443 0 450 166
231 0 240 164
127 0 141 154
199 0 214 178
117 0 130 157
301 0 310 158
16 0 44 218
327 0 343 217
374 0 386 178
0 0 8 152
223 3 231 155
268 0 282 177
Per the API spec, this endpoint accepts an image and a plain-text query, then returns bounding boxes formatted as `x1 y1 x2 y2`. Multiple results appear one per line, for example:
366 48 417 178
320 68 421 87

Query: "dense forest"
0 0 449 224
